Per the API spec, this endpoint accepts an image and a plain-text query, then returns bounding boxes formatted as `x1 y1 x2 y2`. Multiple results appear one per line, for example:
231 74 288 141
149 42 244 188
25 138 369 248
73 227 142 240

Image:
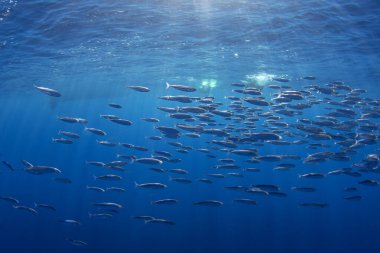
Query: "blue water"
1 1 380 253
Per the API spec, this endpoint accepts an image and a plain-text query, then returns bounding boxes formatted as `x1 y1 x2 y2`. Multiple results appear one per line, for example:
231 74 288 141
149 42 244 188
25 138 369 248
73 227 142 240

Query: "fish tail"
166 82 170 89
134 181 139 188
22 160 33 169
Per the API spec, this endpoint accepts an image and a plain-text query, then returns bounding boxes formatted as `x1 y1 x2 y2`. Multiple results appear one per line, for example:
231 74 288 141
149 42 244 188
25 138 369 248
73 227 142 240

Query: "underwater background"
1 1 380 253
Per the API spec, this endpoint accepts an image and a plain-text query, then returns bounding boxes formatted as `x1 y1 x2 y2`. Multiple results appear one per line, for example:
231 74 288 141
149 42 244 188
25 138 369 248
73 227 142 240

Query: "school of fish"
1 77 380 246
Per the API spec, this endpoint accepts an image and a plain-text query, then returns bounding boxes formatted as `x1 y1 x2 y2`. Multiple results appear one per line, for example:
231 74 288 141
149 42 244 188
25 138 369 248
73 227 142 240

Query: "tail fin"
166 82 170 89
134 181 139 188
21 160 33 169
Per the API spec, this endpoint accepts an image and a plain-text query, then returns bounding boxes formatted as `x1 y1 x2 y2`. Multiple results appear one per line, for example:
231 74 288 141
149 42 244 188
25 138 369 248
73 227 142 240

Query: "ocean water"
1 1 380 253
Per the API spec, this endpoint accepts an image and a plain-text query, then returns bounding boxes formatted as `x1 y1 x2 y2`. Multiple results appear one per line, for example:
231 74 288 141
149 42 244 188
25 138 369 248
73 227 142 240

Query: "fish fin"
21 160 33 169
166 82 170 89
134 181 139 188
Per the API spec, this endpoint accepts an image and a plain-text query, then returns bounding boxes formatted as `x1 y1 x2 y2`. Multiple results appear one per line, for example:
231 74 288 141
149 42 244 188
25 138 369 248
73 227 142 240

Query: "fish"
22 161 61 175
145 218 176 225
86 186 105 192
58 131 80 139
135 182 167 189
34 85 61 97
106 187 125 192
299 202 328 208
96 140 118 147
65 238 87 246
132 216 155 221
85 127 107 136
0 196 19 204
1 160 15 171
93 202 123 209
127 86 150 92
133 158 163 165
34 203 57 211
344 187 358 192
89 213 113 219
246 188 269 195
358 179 379 186
166 82 196 92
170 177 192 184
272 77 289 82
198 178 213 184
13 205 38 215
298 173 325 179
167 168 188 174
86 161 106 167
110 118 133 126
151 199 178 205
59 219 81 225
57 116 87 124
193 200 223 206
234 199 257 205
141 117 160 123
159 95 193 103
344 195 362 201
108 103 122 109
94 174 122 181
52 138 73 144
291 187 316 192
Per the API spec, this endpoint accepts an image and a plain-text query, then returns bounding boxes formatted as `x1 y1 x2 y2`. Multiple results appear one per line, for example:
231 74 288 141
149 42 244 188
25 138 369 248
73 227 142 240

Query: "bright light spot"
245 73 275 87
201 79 217 89
234 53 239 58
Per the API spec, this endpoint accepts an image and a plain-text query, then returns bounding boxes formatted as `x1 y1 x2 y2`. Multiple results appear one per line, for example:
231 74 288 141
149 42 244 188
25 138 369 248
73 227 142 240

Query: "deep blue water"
1 1 380 253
